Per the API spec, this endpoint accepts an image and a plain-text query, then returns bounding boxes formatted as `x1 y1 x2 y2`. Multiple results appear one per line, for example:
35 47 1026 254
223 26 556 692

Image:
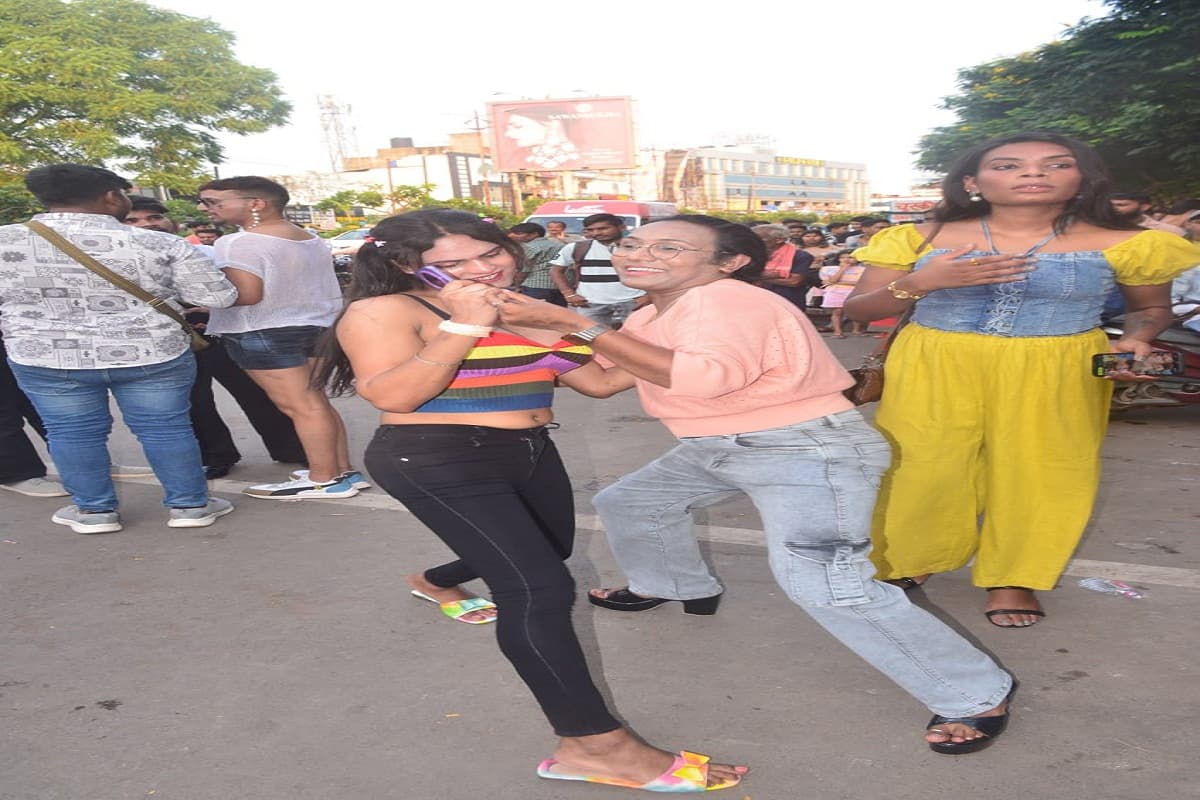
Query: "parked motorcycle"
1102 315 1200 411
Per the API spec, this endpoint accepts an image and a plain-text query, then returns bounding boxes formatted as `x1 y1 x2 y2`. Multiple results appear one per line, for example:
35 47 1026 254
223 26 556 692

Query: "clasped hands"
439 279 582 332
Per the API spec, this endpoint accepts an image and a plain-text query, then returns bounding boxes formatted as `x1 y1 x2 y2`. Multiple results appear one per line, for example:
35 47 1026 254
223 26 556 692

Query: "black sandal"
926 685 1016 755
984 587 1045 628
587 587 721 616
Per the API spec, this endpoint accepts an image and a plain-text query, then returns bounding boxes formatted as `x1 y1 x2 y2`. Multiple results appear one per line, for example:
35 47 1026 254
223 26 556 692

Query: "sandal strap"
440 597 496 617
927 712 1008 738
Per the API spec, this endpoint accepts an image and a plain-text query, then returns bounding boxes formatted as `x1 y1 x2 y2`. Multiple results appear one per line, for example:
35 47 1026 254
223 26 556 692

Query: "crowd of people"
2 132 1199 793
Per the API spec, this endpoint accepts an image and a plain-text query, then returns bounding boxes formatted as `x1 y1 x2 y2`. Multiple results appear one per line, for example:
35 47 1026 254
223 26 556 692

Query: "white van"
524 200 679 235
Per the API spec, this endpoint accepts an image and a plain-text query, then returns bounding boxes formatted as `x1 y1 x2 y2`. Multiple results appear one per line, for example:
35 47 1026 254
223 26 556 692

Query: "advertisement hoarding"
489 97 635 173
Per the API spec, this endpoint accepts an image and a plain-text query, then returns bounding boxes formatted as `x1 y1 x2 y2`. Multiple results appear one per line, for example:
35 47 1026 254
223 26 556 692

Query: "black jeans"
190 338 305 467
364 424 621 737
0 338 49 483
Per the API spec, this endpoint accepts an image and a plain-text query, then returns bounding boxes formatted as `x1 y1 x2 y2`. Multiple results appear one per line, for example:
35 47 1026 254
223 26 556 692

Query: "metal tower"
318 95 360 173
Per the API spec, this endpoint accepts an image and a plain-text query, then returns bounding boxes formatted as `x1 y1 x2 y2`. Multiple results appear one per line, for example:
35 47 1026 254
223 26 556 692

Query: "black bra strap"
403 293 450 319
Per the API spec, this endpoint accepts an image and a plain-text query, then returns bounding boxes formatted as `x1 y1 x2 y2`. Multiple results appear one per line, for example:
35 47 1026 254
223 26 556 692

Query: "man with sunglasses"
196 176 364 500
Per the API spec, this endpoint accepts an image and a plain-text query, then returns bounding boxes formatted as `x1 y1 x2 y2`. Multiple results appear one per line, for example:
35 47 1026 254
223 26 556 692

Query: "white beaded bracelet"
438 320 492 337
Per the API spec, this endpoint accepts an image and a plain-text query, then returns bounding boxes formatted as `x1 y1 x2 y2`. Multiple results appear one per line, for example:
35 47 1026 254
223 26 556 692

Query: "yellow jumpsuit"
855 226 1199 590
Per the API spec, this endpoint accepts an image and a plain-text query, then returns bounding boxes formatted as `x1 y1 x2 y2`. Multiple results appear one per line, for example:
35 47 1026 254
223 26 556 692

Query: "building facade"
661 146 869 213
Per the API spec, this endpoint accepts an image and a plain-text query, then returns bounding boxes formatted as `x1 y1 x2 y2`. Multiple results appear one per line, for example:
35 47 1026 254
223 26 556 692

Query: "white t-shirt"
207 231 343 334
550 240 644 305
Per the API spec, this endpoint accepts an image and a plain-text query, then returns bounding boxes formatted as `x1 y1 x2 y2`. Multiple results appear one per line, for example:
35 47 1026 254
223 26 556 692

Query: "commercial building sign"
776 157 826 167
489 97 636 173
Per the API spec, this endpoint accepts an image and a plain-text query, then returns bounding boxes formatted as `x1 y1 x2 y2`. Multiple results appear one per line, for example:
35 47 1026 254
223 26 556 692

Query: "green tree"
916 0 1200 197
388 183 436 210
316 188 389 216
0 0 290 193
0 182 39 222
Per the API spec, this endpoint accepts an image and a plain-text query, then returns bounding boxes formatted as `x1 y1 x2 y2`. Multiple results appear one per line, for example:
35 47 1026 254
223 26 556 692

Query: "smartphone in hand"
415 266 455 289
1091 351 1183 378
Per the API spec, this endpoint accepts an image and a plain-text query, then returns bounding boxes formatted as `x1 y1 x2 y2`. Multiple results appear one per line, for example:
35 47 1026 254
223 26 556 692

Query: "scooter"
1101 315 1200 411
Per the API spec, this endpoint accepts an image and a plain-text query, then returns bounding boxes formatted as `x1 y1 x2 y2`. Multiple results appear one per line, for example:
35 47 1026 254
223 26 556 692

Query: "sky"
150 0 1111 197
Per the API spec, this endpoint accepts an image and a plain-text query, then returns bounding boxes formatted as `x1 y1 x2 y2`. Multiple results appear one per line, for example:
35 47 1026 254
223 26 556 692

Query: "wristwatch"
885 280 926 301
562 324 611 346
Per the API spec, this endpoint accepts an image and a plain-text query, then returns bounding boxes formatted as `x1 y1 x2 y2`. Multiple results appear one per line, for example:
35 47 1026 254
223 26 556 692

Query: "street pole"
386 160 396 213
472 110 493 207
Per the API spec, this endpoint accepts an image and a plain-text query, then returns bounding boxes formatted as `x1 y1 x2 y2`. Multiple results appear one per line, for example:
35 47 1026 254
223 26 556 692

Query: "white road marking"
140 476 1200 590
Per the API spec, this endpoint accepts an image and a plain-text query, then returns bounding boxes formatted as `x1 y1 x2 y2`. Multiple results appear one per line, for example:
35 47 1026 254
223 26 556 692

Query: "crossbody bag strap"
23 220 192 330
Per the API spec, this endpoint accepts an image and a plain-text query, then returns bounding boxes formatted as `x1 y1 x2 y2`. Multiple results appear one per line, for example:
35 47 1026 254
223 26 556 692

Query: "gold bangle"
885 280 926 301
413 353 460 368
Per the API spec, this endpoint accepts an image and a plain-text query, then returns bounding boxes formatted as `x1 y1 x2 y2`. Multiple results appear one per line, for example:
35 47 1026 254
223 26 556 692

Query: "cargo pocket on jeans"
825 543 869 606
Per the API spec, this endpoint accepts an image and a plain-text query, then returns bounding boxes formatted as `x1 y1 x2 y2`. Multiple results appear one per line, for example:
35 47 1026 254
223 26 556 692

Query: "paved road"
2 335 1196 800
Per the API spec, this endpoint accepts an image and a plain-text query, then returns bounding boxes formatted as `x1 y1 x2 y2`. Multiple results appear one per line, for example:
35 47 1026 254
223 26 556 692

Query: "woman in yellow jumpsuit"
844 133 1199 628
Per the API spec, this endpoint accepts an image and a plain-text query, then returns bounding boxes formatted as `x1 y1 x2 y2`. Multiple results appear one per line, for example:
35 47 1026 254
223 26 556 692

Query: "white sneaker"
288 469 372 490
168 497 235 528
243 475 359 500
51 505 123 534
0 476 69 497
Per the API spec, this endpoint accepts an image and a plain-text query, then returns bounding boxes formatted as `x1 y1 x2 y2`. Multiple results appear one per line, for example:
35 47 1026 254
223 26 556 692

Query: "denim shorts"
220 325 326 370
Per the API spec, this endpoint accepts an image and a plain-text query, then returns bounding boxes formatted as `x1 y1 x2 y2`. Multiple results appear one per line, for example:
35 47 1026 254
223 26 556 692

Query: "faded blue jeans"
593 409 1012 717
9 352 208 512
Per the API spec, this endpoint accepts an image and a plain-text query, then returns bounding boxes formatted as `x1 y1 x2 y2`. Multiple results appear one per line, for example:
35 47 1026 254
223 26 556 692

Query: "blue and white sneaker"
243 475 359 500
289 468 371 490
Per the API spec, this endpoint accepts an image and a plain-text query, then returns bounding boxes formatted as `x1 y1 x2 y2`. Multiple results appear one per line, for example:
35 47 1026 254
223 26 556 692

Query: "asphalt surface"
2 333 1197 800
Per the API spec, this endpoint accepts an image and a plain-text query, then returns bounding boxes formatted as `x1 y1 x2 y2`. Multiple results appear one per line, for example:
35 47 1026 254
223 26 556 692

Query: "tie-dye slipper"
536 750 746 792
410 589 497 625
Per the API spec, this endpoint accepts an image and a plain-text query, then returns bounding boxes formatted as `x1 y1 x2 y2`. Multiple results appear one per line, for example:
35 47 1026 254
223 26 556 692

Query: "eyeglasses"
611 241 708 261
196 197 257 208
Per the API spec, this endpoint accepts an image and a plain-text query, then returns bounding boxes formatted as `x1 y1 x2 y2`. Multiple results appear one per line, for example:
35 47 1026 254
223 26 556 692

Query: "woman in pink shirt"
500 215 1015 756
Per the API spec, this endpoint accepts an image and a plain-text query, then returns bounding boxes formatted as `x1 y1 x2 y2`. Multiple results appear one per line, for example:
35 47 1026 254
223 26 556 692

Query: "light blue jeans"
593 409 1012 717
9 352 208 511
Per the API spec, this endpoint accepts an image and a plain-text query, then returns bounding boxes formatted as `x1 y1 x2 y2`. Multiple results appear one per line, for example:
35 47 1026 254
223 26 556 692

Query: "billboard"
489 97 635 173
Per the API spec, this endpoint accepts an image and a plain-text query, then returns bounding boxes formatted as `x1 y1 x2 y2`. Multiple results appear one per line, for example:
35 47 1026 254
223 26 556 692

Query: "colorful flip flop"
410 589 497 625
536 750 745 793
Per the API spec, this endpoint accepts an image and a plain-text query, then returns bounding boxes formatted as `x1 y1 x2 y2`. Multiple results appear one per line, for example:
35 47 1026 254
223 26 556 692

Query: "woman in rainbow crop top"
844 133 1200 629
315 210 747 793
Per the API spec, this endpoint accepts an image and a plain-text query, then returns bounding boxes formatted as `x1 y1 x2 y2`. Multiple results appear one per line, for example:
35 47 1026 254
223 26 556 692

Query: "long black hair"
657 214 766 282
933 132 1138 233
313 209 525 395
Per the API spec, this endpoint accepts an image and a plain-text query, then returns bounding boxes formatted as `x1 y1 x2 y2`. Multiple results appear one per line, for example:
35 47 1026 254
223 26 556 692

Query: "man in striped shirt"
549 214 645 328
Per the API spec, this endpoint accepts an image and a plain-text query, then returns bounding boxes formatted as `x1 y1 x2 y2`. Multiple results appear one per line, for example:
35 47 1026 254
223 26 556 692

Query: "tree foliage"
0 0 290 192
917 0 1200 197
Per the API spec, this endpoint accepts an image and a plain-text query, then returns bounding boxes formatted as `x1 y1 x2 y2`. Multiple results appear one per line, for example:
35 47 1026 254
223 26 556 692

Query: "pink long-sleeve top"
605 279 854 437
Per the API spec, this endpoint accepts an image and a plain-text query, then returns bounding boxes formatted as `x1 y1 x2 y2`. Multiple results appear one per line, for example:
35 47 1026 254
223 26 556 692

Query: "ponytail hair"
312 209 525 395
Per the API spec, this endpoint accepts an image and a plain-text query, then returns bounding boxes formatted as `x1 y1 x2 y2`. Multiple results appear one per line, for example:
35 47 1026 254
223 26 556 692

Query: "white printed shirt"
0 212 238 368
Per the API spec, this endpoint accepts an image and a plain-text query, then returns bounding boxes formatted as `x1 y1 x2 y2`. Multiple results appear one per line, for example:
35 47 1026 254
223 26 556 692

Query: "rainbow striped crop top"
406 295 593 414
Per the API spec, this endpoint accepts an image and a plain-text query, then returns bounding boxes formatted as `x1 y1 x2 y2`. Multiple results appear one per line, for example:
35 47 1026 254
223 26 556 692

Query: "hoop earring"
969 191 983 203
249 208 262 228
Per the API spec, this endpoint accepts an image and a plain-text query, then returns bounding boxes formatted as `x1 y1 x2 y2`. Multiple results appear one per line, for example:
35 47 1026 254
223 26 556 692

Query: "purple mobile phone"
415 265 455 289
